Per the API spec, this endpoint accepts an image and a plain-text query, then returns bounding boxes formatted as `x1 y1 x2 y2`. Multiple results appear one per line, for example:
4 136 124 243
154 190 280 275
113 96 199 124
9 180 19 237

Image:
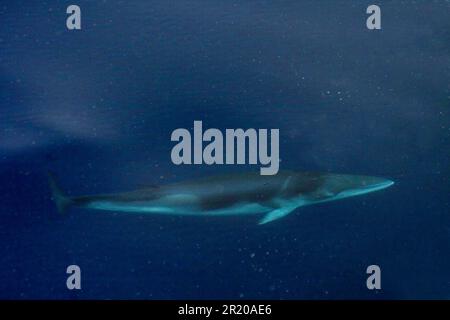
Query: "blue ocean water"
0 1 449 299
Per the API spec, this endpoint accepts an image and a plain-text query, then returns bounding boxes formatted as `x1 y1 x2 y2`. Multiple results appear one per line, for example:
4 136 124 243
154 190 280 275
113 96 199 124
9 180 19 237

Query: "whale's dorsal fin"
258 206 297 225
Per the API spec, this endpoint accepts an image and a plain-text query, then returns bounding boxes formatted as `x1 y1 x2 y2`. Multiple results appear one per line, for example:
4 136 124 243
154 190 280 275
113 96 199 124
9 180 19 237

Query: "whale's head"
319 173 394 201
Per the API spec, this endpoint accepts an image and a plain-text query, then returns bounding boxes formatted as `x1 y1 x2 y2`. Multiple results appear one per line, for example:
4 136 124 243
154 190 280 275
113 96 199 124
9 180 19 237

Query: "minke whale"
48 171 394 225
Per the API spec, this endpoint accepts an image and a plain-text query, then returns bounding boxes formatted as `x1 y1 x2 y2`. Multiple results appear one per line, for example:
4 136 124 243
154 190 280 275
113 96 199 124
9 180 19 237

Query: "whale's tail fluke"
48 172 73 214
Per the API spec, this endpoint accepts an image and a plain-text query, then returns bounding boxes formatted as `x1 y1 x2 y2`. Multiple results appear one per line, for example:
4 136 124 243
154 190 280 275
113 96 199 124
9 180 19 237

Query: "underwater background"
0 0 449 299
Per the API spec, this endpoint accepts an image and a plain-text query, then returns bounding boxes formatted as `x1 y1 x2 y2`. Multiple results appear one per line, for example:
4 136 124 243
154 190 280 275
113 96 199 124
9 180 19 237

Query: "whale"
48 171 394 224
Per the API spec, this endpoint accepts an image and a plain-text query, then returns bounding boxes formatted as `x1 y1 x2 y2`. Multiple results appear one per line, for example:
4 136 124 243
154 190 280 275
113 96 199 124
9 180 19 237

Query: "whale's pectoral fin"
258 206 297 225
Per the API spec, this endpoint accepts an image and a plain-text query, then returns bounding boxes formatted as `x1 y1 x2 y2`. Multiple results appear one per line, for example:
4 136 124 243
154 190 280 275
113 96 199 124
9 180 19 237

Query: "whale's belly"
85 197 271 216
201 202 272 216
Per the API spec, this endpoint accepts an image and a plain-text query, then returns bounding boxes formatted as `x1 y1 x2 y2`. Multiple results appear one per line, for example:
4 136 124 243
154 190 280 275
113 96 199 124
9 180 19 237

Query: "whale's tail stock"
48 172 73 214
